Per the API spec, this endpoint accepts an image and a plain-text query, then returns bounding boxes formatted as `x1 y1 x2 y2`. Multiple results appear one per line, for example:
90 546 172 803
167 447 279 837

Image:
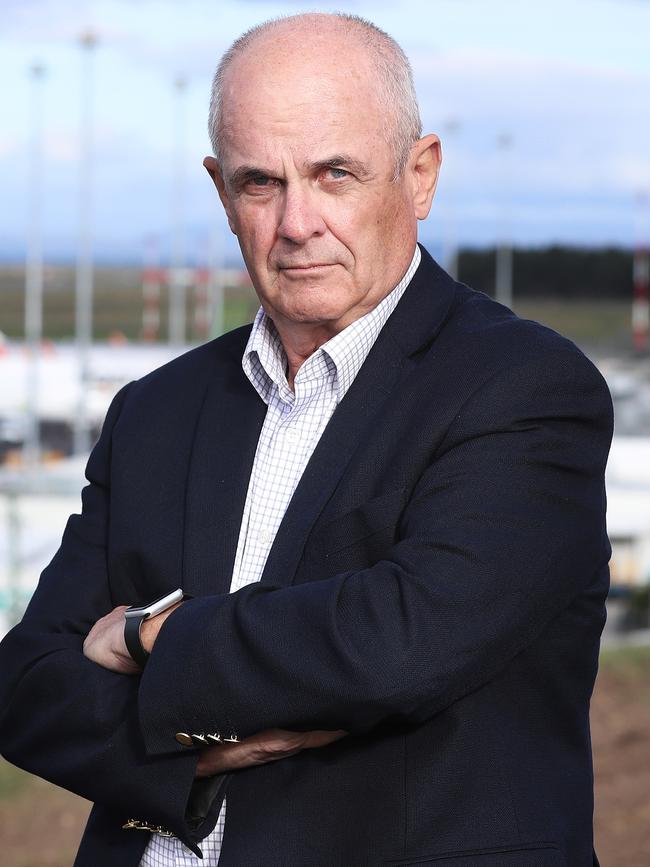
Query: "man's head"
209 14 423 182
203 13 441 344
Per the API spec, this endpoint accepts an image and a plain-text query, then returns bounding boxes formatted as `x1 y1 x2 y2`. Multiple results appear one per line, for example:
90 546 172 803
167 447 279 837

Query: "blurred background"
0 0 649 864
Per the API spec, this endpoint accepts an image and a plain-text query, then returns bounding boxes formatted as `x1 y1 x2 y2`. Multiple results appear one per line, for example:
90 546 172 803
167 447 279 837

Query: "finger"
196 731 302 776
300 729 348 749
196 741 268 775
195 728 347 777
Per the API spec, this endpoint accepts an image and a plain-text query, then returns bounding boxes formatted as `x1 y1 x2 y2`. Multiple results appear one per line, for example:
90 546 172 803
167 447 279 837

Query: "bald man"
0 13 611 867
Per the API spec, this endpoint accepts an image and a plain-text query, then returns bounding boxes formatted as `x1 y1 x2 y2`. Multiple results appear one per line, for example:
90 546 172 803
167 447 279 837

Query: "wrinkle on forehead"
221 21 381 121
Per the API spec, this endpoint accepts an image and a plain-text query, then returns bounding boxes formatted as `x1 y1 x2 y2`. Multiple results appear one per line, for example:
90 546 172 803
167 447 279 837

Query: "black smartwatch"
124 588 186 667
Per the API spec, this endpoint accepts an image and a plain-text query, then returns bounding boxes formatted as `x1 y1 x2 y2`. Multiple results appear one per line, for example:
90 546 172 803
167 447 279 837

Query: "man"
0 12 612 867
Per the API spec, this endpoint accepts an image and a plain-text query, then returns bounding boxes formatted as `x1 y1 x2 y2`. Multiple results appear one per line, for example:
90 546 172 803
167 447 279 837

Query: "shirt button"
285 427 299 443
259 528 273 545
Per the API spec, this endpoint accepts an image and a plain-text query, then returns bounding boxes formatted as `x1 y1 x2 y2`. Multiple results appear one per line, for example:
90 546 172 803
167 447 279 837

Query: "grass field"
513 299 634 354
0 645 648 866
0 266 260 342
0 265 638 354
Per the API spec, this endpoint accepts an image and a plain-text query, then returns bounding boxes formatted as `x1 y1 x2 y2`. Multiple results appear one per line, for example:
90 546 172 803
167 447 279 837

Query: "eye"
325 167 350 180
241 174 280 196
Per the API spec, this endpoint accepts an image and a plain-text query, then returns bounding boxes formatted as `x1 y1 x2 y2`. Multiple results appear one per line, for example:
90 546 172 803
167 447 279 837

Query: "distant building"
606 437 650 587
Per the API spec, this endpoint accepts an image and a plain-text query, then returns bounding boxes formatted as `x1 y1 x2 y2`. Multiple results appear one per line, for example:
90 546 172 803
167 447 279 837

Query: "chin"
283 306 342 325
279 289 350 320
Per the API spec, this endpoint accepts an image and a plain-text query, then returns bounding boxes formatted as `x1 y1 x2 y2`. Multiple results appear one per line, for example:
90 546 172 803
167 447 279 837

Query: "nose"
277 183 327 244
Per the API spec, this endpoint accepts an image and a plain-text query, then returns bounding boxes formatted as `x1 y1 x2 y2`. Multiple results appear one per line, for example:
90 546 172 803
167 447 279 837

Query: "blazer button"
206 733 222 744
191 733 208 746
175 732 194 746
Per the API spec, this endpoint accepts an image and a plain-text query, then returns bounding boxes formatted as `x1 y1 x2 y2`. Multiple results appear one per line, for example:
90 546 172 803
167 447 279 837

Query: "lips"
278 263 342 277
280 263 333 270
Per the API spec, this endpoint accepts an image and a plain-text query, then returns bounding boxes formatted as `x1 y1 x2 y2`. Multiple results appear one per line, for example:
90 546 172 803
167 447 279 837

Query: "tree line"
457 246 636 300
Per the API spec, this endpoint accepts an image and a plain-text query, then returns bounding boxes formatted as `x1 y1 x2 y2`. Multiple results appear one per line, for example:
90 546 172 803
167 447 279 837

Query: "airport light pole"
169 75 188 345
24 62 46 467
495 133 514 308
442 118 461 280
633 191 650 354
142 236 162 342
208 226 225 339
73 30 98 455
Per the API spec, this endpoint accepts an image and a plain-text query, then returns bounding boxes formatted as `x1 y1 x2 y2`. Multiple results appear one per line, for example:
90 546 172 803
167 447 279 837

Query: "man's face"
210 32 436 337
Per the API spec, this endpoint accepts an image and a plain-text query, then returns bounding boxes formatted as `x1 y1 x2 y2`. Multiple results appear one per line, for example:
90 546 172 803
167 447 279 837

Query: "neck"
275 322 338 390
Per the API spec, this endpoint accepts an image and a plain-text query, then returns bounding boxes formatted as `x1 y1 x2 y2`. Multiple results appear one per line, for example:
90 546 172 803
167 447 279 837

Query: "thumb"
301 730 348 749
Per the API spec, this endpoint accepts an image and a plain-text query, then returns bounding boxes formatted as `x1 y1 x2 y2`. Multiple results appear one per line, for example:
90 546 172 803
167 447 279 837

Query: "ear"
203 156 238 235
409 134 442 221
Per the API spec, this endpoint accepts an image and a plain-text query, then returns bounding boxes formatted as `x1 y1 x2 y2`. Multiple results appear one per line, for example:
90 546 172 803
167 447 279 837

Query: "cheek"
324 199 380 259
234 209 276 262
375 193 412 246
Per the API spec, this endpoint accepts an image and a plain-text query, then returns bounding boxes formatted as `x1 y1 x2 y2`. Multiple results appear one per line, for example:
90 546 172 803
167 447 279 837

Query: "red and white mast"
633 193 649 353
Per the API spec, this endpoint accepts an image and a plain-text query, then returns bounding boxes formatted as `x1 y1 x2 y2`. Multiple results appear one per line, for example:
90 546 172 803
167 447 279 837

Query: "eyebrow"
227 165 270 190
227 154 373 190
305 155 373 180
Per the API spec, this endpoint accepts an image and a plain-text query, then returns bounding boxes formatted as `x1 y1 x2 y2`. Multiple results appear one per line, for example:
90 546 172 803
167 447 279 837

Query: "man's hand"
83 605 140 674
195 728 347 777
83 602 182 674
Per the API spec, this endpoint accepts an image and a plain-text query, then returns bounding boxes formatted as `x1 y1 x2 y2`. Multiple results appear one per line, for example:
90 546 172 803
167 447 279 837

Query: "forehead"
219 30 390 170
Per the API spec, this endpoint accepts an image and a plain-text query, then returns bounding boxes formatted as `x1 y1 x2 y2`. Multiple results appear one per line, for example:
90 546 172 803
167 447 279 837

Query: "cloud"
0 136 20 159
409 45 649 208
46 130 80 162
1 0 645 255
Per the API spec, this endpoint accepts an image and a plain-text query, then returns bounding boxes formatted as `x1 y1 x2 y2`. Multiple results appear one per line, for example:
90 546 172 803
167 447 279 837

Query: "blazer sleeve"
137 346 613 754
0 384 205 852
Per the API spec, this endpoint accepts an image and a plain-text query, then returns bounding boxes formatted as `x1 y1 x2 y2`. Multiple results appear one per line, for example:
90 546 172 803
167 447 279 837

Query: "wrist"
140 602 182 654
124 589 187 667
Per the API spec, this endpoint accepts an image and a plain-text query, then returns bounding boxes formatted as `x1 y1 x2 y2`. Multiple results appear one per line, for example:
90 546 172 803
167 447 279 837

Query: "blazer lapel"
182 338 266 597
261 246 457 588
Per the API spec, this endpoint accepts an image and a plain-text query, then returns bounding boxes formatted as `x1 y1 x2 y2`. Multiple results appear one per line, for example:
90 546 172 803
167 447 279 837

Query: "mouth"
279 263 336 274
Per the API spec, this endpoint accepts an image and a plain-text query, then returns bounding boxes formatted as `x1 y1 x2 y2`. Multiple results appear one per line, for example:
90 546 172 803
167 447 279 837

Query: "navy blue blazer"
0 248 612 866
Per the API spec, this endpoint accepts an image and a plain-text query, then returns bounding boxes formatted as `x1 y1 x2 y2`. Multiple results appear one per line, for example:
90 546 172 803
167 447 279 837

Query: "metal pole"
632 192 649 354
24 62 46 467
142 236 162 342
209 226 225 339
495 133 513 308
169 75 188 346
442 118 460 280
73 30 98 455
7 493 23 627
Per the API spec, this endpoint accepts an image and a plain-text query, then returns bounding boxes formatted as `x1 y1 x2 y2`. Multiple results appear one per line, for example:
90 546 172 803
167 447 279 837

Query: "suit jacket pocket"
387 842 566 867
307 487 408 559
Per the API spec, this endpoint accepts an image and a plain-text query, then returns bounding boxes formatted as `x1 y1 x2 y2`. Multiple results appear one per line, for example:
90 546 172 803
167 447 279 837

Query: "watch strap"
124 615 150 668
123 591 191 668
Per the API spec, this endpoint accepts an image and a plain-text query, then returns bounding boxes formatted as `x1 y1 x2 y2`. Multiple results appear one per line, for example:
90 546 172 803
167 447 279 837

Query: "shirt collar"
321 245 420 400
243 245 421 405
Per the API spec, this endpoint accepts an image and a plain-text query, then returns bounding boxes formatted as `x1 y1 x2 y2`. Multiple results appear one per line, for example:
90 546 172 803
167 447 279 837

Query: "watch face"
124 589 184 619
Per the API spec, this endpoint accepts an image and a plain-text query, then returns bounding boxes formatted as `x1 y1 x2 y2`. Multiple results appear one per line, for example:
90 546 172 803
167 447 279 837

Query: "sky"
1 0 649 264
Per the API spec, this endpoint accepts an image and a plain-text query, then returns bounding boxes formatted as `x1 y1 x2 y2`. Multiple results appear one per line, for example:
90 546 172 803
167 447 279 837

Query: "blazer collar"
381 243 458 358
181 328 265 598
